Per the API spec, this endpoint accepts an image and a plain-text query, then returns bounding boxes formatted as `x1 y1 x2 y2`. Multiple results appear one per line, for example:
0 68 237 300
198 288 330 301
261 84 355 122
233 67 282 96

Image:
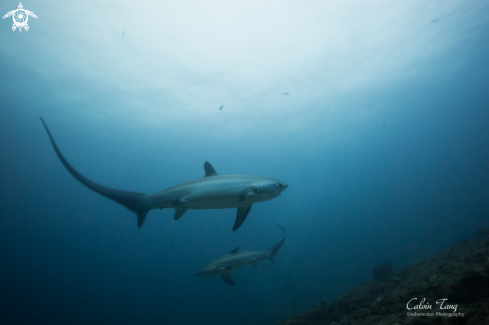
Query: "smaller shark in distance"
40 118 288 231
195 223 286 285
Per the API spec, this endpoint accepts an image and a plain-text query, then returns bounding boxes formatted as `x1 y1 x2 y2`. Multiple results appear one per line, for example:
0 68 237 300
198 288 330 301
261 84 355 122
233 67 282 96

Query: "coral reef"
275 237 489 325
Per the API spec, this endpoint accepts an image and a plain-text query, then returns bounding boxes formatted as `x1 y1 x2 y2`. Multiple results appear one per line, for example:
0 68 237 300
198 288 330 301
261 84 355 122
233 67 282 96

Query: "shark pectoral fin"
230 247 240 254
220 272 235 285
137 210 149 228
239 191 258 202
203 161 218 177
233 205 252 231
173 208 188 220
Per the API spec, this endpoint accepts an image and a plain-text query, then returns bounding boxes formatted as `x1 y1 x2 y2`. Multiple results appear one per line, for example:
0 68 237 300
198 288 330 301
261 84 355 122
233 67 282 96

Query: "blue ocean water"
1 1 488 324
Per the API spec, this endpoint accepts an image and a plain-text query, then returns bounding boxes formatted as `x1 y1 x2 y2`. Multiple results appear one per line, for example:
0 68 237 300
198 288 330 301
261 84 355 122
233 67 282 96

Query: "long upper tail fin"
40 117 150 228
267 223 286 264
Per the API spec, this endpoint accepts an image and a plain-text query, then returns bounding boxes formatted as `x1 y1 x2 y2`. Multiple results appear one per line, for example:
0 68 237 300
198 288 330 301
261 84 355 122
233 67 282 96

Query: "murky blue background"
1 1 489 324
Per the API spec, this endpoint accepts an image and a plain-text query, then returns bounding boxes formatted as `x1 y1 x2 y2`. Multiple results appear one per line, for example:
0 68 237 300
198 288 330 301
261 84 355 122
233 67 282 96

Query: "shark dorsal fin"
204 161 218 177
230 247 240 254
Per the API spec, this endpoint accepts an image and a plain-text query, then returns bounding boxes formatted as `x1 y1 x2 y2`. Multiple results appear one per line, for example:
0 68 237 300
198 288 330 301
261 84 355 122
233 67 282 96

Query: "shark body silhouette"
195 223 286 285
40 118 288 230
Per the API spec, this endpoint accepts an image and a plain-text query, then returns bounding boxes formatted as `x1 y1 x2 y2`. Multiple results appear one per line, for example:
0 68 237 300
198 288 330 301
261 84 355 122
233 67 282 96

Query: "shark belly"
148 174 283 230
152 176 264 209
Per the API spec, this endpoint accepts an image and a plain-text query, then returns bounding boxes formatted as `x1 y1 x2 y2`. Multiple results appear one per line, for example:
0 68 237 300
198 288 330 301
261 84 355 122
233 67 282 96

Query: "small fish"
219 105 223 110
167 236 174 242
281 92 289 96
431 19 440 23
225 117 227 122
122 30 125 37
382 122 385 128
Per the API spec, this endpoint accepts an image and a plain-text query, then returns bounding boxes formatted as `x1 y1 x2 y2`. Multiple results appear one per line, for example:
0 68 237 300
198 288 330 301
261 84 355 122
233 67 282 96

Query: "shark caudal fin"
267 223 286 264
40 117 150 228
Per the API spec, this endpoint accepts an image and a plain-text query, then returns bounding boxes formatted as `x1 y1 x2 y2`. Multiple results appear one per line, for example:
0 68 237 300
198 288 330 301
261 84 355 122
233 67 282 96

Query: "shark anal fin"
173 207 187 220
203 161 218 177
137 210 149 228
220 272 235 285
233 205 252 231
230 247 240 254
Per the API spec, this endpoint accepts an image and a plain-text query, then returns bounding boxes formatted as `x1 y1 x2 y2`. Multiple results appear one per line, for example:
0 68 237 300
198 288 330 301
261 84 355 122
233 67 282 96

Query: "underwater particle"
225 117 227 122
219 105 223 110
281 92 289 96
122 30 125 37
294 303 296 307
382 122 386 128
167 236 174 242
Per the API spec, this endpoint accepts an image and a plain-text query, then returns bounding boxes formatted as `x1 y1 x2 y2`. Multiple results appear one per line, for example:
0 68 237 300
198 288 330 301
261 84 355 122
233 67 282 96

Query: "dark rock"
474 228 489 239
372 262 393 281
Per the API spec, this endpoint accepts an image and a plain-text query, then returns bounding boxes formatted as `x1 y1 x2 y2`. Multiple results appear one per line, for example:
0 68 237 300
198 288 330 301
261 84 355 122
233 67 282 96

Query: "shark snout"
278 182 288 192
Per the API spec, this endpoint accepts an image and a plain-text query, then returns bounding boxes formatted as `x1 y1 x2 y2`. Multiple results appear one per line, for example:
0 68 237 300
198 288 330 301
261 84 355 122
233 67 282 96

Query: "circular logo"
13 9 28 27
